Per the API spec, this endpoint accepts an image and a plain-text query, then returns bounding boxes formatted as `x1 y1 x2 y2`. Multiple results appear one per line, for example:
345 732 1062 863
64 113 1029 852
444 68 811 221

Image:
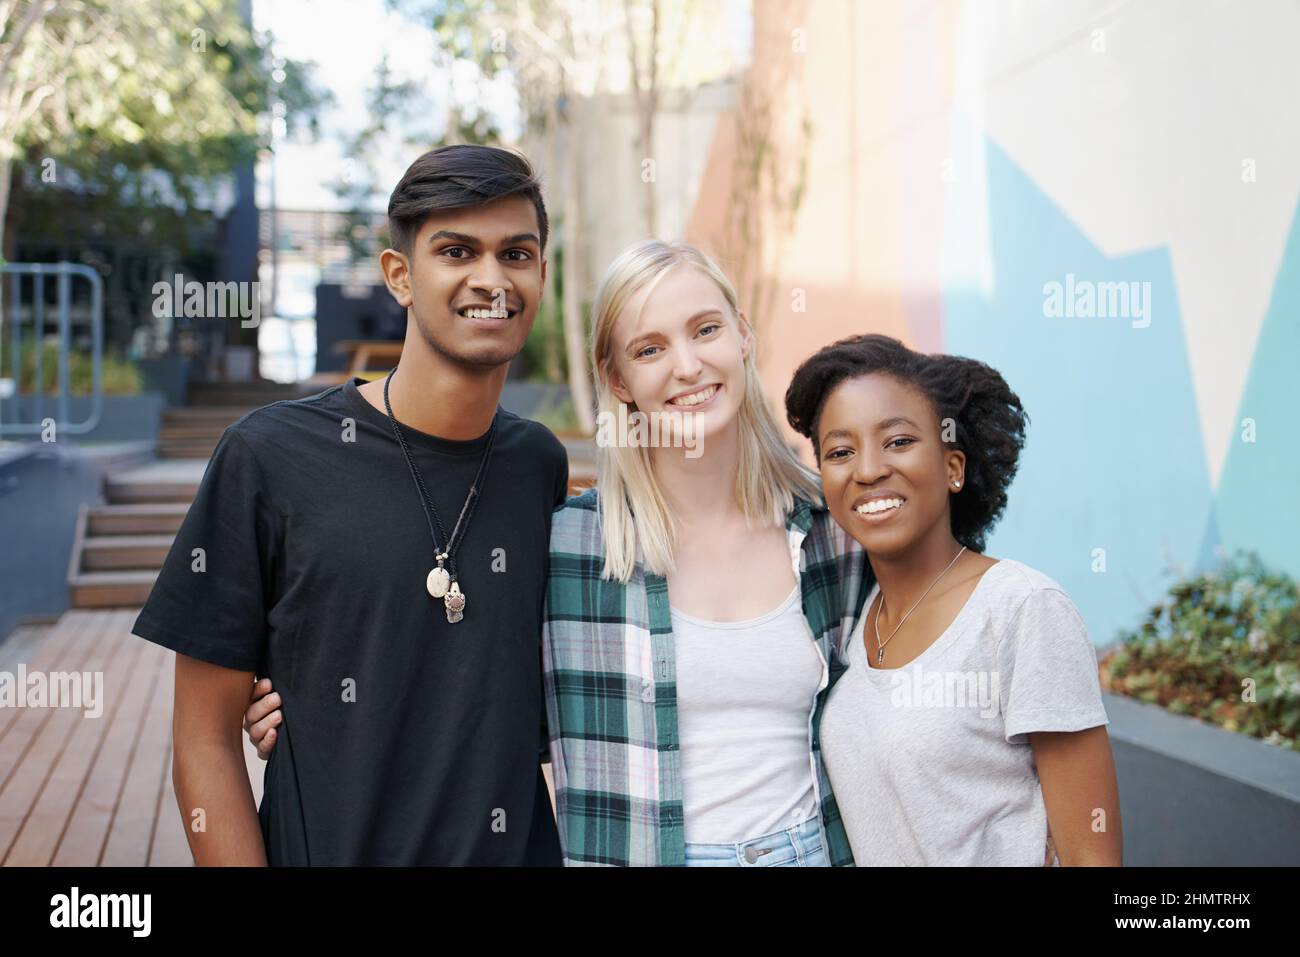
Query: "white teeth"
669 385 718 407
462 307 509 319
856 498 904 515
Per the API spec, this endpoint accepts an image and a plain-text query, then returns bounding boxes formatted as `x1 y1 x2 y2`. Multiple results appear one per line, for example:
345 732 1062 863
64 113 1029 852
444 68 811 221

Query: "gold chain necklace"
871 545 967 664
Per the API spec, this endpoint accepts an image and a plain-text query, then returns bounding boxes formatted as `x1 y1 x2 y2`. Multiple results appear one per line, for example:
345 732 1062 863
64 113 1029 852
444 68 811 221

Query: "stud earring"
952 480 961 489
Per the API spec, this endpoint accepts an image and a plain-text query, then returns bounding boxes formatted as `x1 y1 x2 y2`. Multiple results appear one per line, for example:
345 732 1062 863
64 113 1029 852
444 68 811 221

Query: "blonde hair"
590 239 821 582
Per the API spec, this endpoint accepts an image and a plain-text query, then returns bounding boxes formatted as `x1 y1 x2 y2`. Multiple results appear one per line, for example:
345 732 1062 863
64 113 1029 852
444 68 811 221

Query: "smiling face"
379 194 545 369
605 263 752 444
816 373 967 559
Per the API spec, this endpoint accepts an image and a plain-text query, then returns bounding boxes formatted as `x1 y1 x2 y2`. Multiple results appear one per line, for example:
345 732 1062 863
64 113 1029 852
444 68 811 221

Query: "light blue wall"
942 139 1248 646
1214 207 1300 577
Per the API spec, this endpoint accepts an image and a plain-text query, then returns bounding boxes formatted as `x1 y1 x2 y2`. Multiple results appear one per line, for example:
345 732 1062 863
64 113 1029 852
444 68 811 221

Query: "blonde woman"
245 239 871 867
541 240 869 866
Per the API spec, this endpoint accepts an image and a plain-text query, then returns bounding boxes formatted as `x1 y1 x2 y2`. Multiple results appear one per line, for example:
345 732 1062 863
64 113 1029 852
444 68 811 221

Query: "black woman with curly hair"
786 334 1122 866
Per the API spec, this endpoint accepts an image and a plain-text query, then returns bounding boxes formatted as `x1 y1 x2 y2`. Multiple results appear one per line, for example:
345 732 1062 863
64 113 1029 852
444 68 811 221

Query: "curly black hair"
784 334 1029 553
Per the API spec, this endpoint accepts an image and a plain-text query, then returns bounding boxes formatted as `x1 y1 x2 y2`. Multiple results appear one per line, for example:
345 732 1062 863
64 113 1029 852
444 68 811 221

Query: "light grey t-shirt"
820 559 1108 866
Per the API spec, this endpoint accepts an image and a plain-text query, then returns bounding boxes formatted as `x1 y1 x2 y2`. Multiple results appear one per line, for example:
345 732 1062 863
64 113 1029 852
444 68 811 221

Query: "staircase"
157 380 312 459
67 381 311 608
67 502 191 608
65 380 596 608
157 407 250 459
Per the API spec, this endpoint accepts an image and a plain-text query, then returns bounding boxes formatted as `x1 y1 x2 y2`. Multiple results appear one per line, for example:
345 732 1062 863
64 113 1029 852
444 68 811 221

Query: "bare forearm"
173 740 267 866
1033 727 1124 867
1057 843 1122 866
1052 803 1123 866
171 654 267 865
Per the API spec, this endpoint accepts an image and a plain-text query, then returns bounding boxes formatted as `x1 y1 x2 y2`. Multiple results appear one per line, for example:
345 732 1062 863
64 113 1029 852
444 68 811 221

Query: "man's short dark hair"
387 144 549 256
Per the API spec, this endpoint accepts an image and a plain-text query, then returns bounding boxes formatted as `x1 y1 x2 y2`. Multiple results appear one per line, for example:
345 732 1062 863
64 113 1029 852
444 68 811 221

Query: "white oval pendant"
426 566 450 598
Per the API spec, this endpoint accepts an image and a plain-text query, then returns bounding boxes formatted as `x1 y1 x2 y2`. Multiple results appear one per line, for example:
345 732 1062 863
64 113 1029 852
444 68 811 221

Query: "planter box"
1104 691 1300 865
4 393 165 444
137 356 194 407
500 382 571 420
0 444 102 638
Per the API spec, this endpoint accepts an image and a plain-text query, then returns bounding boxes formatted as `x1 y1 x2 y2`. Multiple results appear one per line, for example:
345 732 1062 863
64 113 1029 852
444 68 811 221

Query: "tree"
346 0 728 430
328 53 501 262
623 0 660 237
714 0 812 338
418 0 616 434
416 0 727 431
4 1 265 250
1 0 328 353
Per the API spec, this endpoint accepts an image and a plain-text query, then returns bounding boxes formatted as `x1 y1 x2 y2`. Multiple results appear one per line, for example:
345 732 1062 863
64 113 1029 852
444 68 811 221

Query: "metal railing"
0 262 104 436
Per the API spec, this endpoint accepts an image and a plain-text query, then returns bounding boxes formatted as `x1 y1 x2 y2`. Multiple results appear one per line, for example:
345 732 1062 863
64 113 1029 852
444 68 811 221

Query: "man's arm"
173 653 267 866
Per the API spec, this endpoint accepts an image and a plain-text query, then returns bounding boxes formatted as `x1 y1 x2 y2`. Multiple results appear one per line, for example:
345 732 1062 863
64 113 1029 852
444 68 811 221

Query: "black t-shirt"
133 377 567 865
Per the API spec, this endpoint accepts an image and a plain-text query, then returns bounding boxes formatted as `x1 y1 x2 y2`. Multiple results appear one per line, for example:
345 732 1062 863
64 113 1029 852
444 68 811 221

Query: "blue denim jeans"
684 816 830 867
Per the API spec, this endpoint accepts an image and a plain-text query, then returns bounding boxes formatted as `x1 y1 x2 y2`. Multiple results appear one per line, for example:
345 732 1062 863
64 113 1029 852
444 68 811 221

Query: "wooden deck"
0 609 263 866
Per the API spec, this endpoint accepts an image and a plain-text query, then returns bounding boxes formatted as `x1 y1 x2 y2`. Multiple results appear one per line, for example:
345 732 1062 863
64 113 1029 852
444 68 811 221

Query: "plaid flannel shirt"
542 487 872 866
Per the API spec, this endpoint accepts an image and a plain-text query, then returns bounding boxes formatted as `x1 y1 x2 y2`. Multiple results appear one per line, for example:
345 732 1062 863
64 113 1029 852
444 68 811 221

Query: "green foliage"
529 392 581 435
5 0 331 349
423 0 506 75
328 48 500 262
517 237 569 383
15 341 142 395
9 1 330 179
1100 553 1300 751
518 290 567 384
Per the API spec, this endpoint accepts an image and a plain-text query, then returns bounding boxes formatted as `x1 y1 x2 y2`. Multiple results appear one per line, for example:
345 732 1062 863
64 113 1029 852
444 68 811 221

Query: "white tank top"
671 583 824 843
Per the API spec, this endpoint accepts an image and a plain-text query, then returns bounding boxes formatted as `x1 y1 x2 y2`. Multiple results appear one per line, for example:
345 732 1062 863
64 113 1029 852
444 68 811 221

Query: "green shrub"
1100 552 1300 751
15 341 142 395
531 393 582 436
520 291 568 384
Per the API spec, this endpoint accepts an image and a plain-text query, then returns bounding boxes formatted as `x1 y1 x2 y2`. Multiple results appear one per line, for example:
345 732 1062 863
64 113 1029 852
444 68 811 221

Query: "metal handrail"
0 262 104 436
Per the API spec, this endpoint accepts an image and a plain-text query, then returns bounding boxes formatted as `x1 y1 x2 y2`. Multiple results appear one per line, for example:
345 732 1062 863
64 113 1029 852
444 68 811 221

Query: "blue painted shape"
941 137 1214 645
1214 196 1300 577
1196 506 1224 574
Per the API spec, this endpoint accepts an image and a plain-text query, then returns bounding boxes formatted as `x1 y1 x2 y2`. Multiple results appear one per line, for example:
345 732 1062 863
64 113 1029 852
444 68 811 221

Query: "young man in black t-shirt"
133 146 566 865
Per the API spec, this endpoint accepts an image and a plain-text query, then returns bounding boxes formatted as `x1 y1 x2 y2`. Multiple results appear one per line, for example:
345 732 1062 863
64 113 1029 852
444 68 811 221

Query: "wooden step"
188 393 295 408
567 463 597 496
158 433 226 448
188 380 303 396
158 423 231 439
187 384 307 407
159 441 219 459
68 571 159 608
105 478 201 505
163 405 259 423
81 535 175 571
104 460 206 505
88 503 190 536
105 485 198 504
